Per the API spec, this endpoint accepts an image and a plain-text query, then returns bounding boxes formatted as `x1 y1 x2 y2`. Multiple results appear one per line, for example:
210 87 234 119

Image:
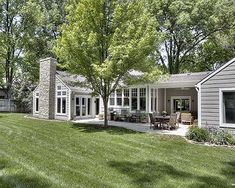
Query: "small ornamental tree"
55 0 161 126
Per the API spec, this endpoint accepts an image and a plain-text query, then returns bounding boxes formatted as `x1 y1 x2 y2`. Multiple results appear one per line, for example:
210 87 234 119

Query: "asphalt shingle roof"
56 71 92 93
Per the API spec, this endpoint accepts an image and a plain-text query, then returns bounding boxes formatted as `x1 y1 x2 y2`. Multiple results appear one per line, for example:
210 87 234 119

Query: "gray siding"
201 61 235 131
165 88 198 116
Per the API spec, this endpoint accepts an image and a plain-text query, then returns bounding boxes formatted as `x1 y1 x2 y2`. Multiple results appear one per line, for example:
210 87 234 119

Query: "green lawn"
0 113 234 188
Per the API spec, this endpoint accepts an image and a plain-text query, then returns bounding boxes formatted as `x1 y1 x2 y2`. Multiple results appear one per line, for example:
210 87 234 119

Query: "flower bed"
186 126 235 146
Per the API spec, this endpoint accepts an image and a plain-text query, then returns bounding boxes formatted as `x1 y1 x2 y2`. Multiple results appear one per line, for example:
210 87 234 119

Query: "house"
196 57 235 135
33 57 210 121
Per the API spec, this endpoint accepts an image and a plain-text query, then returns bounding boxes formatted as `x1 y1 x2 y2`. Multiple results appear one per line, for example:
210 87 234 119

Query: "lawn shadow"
71 123 142 135
0 159 51 188
220 160 235 185
108 160 232 188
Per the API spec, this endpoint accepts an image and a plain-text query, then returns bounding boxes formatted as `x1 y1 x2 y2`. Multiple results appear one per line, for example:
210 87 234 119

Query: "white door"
75 96 92 118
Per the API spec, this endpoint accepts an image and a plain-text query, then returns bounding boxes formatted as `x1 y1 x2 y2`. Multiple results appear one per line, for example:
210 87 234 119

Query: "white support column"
156 88 159 113
129 88 131 111
137 88 140 110
197 84 202 127
148 86 151 113
164 88 167 111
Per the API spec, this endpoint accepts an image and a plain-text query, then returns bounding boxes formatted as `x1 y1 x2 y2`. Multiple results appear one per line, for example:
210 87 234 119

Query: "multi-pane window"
116 89 122 106
131 88 137 110
57 85 67 114
124 89 130 106
139 88 146 111
110 92 115 106
222 92 235 124
35 92 39 112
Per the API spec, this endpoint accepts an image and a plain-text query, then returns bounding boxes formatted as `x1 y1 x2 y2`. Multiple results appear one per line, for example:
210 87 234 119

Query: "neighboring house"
196 57 235 135
33 57 210 120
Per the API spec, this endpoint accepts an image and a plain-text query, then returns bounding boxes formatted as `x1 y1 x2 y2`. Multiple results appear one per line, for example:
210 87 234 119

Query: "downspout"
195 84 202 127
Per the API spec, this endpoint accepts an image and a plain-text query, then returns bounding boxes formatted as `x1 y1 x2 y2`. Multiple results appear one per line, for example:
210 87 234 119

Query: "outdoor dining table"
155 115 170 128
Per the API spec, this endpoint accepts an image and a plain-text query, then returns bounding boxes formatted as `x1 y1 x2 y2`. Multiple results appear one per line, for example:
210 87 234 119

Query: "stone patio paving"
73 118 189 137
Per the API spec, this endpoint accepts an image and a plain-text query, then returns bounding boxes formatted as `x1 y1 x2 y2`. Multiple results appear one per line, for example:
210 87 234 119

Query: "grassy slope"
0 113 234 188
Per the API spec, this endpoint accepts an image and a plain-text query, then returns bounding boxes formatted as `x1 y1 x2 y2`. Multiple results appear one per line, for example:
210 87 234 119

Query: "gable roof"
196 57 235 86
56 71 92 93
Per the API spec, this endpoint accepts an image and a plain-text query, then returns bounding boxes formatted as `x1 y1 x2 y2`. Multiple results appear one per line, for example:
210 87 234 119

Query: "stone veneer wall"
38 58 56 119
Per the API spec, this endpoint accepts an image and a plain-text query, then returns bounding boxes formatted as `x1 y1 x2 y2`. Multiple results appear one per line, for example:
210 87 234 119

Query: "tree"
55 0 160 126
150 0 235 74
0 0 43 98
21 0 68 82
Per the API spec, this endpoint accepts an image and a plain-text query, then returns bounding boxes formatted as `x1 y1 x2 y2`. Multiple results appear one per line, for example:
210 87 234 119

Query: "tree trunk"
103 98 109 127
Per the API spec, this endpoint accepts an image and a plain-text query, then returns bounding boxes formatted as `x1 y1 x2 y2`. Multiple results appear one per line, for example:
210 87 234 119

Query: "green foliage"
187 126 235 145
0 113 235 187
186 126 210 142
55 0 161 125
150 0 235 73
206 127 235 145
0 0 44 96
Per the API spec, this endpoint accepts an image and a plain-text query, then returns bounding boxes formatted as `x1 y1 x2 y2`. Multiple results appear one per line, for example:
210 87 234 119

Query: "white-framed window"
124 89 130 106
139 88 146 111
116 89 122 106
56 85 67 114
109 92 115 106
131 88 138 111
220 88 235 128
35 92 39 112
171 96 191 113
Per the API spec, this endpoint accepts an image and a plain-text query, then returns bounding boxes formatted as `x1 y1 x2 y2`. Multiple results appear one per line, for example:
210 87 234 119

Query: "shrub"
207 127 235 145
187 125 235 145
186 126 210 142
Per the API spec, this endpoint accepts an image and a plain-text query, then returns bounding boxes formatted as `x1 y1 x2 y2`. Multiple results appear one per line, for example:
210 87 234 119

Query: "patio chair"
181 113 193 125
163 113 178 130
148 113 160 129
175 112 181 128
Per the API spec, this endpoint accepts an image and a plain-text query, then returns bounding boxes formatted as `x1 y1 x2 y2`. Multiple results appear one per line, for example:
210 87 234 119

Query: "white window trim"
74 95 93 118
219 88 235 128
56 85 67 115
171 96 191 114
35 92 39 113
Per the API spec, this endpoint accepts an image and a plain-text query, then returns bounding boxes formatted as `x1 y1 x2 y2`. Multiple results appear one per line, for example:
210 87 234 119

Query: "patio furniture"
163 113 178 130
149 113 161 129
115 109 129 121
181 113 194 125
130 110 142 123
176 112 181 127
155 115 171 129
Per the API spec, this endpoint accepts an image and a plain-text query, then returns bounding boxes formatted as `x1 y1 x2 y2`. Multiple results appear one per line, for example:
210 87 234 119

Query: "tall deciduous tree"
150 0 235 74
0 0 43 98
56 0 160 126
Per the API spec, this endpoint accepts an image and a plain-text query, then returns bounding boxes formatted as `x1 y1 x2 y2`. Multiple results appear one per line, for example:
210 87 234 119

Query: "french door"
171 96 191 113
75 96 92 118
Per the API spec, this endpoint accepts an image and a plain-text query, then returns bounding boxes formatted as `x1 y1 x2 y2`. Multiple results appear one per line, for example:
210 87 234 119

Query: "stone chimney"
38 57 56 119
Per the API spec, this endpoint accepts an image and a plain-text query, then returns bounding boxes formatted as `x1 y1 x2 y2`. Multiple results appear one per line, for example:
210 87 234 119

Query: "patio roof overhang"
150 72 211 89
150 81 197 89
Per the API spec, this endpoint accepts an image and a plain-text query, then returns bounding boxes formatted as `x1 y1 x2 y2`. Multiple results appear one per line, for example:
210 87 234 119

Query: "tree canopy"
150 0 235 74
55 0 161 126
